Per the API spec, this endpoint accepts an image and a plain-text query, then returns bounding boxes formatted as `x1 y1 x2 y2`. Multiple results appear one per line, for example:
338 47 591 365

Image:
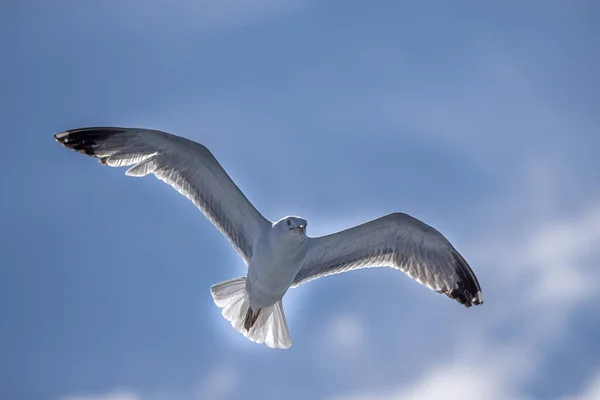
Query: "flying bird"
54 127 483 349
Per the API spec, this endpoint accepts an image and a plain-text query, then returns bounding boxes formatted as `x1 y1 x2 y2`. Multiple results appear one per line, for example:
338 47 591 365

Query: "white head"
274 216 308 239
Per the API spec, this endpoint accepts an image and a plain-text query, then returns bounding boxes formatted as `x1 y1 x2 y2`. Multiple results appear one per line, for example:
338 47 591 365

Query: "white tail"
210 277 292 349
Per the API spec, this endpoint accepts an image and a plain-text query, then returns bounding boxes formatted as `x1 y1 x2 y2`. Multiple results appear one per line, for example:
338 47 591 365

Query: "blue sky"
1 1 600 399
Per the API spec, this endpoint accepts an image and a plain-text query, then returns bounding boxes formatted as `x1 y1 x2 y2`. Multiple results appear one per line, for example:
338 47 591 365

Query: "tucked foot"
244 307 262 331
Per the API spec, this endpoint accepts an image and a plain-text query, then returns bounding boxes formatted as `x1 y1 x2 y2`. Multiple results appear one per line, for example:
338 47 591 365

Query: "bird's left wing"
292 213 483 307
54 127 271 265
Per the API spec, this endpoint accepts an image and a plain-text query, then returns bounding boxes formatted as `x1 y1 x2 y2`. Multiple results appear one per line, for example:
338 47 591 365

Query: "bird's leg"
243 307 262 331
243 308 253 330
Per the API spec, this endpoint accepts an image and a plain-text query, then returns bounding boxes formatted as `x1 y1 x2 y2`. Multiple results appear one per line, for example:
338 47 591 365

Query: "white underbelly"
246 261 298 309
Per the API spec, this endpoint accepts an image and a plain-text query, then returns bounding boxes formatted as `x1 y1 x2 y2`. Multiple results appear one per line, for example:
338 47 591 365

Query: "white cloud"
523 202 600 304
117 0 309 32
193 362 238 400
59 363 240 400
560 373 600 400
325 313 364 351
60 388 141 400
331 346 531 400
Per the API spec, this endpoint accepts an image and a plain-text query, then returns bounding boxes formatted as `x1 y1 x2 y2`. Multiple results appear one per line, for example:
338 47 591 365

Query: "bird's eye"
286 220 291 226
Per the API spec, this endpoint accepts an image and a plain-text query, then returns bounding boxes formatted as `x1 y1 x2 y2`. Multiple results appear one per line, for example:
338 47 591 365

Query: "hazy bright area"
1 1 599 399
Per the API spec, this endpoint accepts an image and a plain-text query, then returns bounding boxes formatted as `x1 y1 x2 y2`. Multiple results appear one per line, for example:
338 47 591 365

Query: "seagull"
54 127 483 349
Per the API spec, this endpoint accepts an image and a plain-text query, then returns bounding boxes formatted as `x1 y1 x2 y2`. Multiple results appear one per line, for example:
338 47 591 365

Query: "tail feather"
210 277 291 349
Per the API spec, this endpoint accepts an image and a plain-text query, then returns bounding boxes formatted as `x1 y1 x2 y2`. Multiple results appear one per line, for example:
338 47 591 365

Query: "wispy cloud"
113 0 309 32
60 389 140 400
331 345 532 400
329 176 600 400
193 362 239 400
325 313 364 351
561 373 600 400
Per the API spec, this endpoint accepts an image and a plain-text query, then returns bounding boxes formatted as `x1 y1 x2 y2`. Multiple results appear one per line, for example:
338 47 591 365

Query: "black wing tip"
448 250 484 308
54 127 128 138
449 287 484 308
54 130 70 144
53 127 128 156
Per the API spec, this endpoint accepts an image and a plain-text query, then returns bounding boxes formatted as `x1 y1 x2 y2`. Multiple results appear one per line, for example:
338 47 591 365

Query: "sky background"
1 1 600 399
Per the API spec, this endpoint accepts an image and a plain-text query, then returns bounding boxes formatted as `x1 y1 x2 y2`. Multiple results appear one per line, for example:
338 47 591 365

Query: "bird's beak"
291 225 306 234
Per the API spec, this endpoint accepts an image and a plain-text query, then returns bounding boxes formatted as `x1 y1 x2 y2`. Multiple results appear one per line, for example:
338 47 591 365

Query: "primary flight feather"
55 127 483 349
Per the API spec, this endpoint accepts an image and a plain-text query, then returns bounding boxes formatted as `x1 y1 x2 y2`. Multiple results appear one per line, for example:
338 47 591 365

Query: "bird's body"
246 217 307 311
54 126 484 349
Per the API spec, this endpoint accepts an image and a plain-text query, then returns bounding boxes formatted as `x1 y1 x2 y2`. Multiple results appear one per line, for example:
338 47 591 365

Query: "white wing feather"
293 213 483 307
55 127 270 264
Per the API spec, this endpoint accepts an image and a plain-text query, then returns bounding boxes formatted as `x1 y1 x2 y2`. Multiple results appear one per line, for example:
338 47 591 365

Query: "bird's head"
275 216 307 238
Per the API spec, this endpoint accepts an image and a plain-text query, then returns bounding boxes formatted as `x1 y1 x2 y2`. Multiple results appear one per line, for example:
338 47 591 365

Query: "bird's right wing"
293 213 483 307
55 127 271 265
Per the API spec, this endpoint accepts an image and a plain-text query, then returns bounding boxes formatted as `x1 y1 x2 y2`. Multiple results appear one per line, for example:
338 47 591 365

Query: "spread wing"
54 127 271 264
293 213 483 307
